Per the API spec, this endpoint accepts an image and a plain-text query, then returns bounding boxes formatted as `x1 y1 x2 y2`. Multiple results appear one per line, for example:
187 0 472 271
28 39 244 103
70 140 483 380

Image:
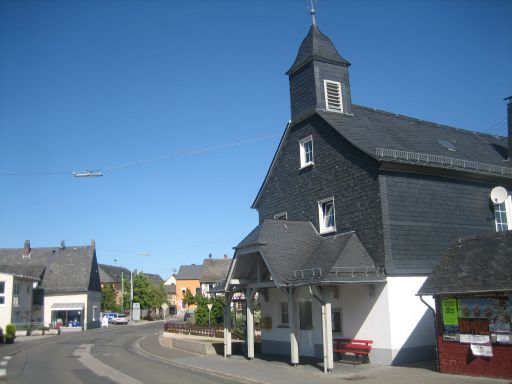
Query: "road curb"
133 335 269 384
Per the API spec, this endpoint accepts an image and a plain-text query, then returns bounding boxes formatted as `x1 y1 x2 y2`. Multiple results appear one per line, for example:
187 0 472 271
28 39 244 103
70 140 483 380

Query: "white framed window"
274 212 287 220
299 136 314 168
324 80 343 113
494 195 512 232
280 302 289 325
318 197 336 233
0 281 5 305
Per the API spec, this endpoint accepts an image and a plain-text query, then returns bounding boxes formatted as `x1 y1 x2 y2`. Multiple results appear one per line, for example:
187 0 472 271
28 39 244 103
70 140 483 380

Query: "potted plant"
5 324 16 344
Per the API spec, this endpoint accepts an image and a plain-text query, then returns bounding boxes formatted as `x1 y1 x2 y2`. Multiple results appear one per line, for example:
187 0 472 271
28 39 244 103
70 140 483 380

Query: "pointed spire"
310 0 317 27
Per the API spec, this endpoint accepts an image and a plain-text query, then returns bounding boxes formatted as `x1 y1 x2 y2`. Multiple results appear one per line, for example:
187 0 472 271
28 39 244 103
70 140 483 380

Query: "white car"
111 313 129 325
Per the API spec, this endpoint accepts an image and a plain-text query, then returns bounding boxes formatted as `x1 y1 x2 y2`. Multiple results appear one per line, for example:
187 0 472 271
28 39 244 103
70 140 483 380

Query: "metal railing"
164 322 225 338
375 148 512 177
292 268 323 280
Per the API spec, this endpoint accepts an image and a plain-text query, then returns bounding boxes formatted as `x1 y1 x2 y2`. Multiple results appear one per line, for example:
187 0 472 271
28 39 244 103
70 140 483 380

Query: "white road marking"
74 344 143 384
3 357 11 360
0 368 5 378
0 361 6 366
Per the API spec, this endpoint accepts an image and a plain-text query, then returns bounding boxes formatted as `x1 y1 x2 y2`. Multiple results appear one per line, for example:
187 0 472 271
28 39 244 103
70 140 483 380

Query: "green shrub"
5 324 16 343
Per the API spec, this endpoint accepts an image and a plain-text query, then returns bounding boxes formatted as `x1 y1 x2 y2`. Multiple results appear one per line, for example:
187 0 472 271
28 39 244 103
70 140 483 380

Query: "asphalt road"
3 323 245 384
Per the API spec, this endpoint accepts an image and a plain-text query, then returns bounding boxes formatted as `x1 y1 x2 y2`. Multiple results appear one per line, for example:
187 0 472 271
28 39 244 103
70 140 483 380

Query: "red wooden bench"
333 338 373 363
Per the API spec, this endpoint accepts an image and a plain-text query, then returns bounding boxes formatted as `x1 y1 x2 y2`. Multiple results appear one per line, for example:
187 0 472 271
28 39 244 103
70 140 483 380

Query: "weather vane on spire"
309 0 317 27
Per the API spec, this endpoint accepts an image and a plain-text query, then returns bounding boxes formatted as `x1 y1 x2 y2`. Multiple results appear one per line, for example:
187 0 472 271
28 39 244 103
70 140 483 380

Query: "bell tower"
287 2 352 122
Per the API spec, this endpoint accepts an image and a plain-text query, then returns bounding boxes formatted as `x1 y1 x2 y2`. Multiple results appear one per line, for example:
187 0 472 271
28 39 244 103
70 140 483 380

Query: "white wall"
387 276 436 351
0 273 14 330
260 279 435 364
44 293 88 328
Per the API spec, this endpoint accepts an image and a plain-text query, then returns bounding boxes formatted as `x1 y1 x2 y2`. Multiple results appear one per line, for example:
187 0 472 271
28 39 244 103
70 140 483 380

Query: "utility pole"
121 271 124 312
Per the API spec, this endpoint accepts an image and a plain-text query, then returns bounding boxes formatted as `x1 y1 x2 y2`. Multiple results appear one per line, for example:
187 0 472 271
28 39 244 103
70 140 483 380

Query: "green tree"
195 294 209 325
195 295 225 326
132 273 153 309
182 288 195 310
150 283 168 309
101 284 118 311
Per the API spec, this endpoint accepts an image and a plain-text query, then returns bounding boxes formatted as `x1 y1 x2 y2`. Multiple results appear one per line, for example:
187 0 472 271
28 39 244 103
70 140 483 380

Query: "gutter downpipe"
309 286 334 373
419 295 440 373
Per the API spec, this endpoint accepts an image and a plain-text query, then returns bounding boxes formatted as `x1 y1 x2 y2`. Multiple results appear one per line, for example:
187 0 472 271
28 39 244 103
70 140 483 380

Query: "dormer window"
324 80 343 113
299 136 314 168
274 212 288 220
318 197 336 234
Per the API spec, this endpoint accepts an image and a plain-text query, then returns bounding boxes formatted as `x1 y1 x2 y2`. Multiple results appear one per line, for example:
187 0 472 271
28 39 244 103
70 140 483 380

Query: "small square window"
299 136 314 168
318 198 336 233
274 212 287 220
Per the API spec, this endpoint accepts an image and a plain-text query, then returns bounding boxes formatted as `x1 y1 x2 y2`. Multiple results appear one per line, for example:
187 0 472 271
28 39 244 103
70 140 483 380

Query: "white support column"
324 300 333 372
224 292 233 358
246 289 256 360
287 287 299 366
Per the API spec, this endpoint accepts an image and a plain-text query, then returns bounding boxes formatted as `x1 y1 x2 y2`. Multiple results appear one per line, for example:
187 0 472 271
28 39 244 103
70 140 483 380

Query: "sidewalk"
136 333 508 384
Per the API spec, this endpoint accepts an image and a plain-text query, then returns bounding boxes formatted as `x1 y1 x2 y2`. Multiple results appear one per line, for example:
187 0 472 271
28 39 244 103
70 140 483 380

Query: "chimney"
23 240 31 258
506 96 512 160
60 240 66 249
208 253 212 259
91 239 96 253
224 254 228 259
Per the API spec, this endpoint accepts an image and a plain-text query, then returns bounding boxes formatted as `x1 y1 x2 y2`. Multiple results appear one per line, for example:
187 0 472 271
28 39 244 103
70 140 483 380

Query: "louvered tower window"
324 80 343 113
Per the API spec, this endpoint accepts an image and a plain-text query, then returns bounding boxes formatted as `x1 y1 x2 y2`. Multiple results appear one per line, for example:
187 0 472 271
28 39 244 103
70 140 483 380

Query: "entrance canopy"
223 219 385 292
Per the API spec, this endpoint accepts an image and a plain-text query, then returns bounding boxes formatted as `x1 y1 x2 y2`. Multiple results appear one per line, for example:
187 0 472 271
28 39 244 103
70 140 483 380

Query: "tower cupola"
287 7 352 122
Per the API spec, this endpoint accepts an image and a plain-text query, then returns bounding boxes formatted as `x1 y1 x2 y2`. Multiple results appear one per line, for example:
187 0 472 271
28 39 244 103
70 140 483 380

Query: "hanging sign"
460 334 490 344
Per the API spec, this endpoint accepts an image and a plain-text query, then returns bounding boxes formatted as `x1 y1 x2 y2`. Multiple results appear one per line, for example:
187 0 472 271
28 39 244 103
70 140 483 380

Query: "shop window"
441 297 512 345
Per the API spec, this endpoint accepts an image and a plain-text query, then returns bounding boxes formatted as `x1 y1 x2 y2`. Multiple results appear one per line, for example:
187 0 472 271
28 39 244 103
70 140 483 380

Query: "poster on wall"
442 298 459 333
470 343 493 357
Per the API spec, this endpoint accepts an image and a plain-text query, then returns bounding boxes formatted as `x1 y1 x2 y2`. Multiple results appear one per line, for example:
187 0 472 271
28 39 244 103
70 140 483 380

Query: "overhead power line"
0 133 280 177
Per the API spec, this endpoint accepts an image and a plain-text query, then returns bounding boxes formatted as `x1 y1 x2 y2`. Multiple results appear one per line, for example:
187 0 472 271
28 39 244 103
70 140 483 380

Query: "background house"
223 14 512 368
98 264 131 306
164 273 177 314
418 232 512 380
176 264 202 314
0 240 101 330
200 256 231 298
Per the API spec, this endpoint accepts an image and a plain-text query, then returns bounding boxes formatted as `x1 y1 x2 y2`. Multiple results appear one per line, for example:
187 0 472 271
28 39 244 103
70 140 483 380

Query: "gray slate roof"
200 258 232 283
319 106 510 173
287 25 350 74
235 219 384 286
417 231 512 295
98 264 131 283
0 264 45 281
143 273 164 285
0 245 99 294
176 264 202 280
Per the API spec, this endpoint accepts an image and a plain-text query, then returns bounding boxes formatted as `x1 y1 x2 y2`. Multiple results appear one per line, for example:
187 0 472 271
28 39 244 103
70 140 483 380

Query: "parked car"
111 313 128 325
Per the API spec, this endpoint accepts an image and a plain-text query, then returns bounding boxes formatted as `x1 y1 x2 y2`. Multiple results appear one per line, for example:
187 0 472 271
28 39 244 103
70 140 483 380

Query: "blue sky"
1 0 511 279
